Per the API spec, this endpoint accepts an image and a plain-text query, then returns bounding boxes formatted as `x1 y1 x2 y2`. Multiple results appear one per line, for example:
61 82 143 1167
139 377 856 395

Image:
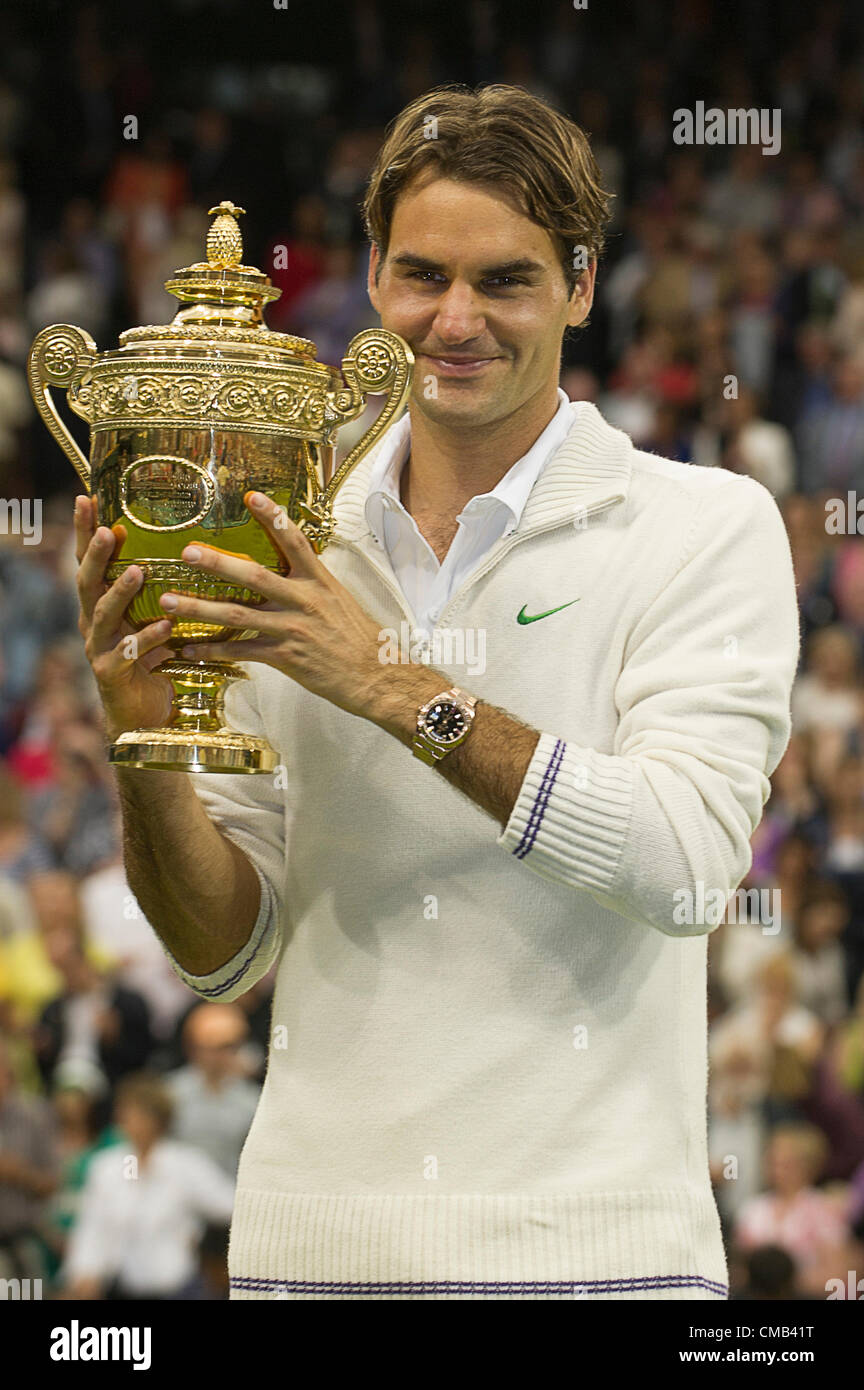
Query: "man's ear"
367 244 381 313
566 258 598 330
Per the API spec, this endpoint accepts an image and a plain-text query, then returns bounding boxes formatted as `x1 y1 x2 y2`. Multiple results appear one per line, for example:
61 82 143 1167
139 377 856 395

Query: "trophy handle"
301 328 413 548
27 324 97 493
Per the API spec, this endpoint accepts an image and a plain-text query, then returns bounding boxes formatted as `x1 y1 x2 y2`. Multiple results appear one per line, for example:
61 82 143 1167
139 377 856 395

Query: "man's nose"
431 281 487 342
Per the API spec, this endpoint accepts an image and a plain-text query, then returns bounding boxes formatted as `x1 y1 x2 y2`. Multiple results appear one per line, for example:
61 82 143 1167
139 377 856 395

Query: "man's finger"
244 491 321 579
73 494 96 565
89 564 146 653
76 526 118 624
177 541 290 602
98 619 174 678
179 636 276 664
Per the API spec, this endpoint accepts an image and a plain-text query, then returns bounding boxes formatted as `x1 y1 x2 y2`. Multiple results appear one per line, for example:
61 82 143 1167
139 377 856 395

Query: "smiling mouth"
421 354 502 376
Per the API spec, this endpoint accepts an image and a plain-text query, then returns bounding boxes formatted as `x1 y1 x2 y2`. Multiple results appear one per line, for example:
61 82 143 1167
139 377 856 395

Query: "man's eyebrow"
390 254 546 277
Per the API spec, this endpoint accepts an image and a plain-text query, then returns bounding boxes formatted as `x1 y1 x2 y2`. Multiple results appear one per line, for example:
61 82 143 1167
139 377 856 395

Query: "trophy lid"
118 200 319 362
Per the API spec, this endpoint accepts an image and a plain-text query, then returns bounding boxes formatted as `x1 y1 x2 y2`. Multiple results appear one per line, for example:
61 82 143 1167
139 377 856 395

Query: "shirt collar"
333 396 633 546
364 387 574 543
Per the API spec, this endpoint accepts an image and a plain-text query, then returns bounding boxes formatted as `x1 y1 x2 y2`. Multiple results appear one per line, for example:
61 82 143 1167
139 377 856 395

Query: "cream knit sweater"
165 401 800 1300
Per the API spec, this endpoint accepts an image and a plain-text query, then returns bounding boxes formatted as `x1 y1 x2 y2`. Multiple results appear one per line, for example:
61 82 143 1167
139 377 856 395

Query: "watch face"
425 700 467 743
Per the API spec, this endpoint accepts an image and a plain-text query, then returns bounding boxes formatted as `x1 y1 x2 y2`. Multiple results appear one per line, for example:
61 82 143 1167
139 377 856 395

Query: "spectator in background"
749 737 823 883
710 953 824 1123
26 244 108 342
291 242 376 366
790 879 851 1027
28 719 119 875
167 1003 259 1179
0 349 31 482
783 493 838 649
102 130 188 322
79 854 194 1045
33 924 152 1096
831 972 864 1101
711 832 817 1008
0 157 24 303
265 193 328 333
0 574 81 750
709 1025 767 1227
61 1072 235 1300
733 1123 852 1295
797 352 864 494
730 1244 805 1300
0 872 111 1030
721 384 797 499
790 626 863 789
725 232 779 399
830 540 864 658
0 763 53 882
42 1080 121 1280
820 757 864 874
0 1035 59 1283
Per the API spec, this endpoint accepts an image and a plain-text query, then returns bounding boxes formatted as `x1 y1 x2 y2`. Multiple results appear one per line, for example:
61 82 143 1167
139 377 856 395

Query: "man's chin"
412 389 506 428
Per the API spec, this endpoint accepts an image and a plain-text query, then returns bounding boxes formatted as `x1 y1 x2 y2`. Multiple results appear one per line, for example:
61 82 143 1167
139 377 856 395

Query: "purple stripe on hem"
231 1273 728 1297
513 737 565 859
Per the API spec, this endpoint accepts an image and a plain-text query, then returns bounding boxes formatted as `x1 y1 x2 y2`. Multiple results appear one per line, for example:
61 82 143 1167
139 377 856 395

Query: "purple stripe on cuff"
513 737 565 859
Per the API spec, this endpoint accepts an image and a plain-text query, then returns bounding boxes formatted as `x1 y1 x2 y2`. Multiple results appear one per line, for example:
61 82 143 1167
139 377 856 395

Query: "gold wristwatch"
412 687 478 765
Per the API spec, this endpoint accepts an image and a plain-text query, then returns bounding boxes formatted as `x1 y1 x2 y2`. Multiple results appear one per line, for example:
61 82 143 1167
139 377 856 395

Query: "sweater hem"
227 1185 728 1301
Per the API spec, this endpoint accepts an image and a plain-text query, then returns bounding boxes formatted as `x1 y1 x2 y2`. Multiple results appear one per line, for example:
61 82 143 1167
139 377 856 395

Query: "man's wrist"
363 663 456 747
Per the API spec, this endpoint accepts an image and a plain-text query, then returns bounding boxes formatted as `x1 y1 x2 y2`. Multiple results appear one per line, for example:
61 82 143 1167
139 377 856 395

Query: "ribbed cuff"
497 732 633 892
163 863 277 1000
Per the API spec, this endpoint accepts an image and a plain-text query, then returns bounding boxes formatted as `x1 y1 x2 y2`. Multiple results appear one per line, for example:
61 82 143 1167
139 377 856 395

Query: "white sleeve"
177 1146 237 1225
161 667 290 1002
61 1152 121 1285
497 474 800 937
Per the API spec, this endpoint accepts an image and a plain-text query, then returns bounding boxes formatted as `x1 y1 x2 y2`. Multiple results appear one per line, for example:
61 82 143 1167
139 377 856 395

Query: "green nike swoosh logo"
516 599 580 625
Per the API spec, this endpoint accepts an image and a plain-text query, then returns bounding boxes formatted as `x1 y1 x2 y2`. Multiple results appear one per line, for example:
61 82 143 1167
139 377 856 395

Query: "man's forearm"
367 664 540 827
114 769 261 976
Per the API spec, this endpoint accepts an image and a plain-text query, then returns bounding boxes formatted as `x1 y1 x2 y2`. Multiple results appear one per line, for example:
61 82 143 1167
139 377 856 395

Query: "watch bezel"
417 689 477 749
422 699 469 745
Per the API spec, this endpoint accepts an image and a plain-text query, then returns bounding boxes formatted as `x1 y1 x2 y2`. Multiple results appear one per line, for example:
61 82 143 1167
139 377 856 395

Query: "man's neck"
399 386 561 518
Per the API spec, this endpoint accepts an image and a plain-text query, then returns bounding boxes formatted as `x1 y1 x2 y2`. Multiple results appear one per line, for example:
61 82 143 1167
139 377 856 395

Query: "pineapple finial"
206 200 247 269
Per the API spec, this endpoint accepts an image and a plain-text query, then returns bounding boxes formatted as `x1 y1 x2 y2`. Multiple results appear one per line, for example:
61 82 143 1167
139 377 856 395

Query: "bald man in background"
166 1004 260 1179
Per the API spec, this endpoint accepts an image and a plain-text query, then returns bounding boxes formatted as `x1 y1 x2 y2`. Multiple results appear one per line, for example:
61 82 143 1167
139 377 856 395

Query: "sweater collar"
329 399 633 543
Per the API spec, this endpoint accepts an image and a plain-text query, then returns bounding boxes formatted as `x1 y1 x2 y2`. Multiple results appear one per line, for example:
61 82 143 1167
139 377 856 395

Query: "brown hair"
362 83 615 298
114 1072 174 1135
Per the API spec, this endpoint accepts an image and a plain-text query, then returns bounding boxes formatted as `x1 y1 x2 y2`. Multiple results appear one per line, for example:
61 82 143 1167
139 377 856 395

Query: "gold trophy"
28 200 414 773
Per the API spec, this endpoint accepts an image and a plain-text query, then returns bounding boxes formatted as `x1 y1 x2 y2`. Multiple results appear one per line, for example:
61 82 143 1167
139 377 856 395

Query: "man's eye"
484 276 525 290
407 270 445 283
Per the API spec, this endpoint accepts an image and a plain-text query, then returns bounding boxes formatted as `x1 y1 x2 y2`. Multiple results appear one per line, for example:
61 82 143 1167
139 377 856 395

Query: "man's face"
367 176 595 430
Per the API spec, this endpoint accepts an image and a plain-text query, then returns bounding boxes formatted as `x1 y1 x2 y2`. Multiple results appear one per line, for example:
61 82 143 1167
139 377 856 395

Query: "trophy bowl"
27 200 414 772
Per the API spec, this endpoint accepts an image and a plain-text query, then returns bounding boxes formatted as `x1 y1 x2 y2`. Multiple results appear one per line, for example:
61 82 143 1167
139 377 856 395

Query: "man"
34 923 153 1095
0 1038 59 1285
167 1003 260 1178
73 84 799 1300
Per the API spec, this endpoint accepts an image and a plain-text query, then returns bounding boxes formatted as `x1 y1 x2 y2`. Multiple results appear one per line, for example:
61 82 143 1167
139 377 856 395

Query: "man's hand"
161 491 391 719
74 495 176 740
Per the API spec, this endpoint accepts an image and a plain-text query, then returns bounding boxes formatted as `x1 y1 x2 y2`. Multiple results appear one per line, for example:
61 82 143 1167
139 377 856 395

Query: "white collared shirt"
364 387 577 637
63 1138 236 1294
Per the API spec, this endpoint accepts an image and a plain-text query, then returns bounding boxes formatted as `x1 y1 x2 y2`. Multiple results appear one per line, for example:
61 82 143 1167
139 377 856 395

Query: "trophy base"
109 728 278 774
107 659 279 773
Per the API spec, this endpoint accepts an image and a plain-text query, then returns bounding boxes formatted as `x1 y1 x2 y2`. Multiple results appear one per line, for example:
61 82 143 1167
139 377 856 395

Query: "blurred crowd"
1 0 864 1300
